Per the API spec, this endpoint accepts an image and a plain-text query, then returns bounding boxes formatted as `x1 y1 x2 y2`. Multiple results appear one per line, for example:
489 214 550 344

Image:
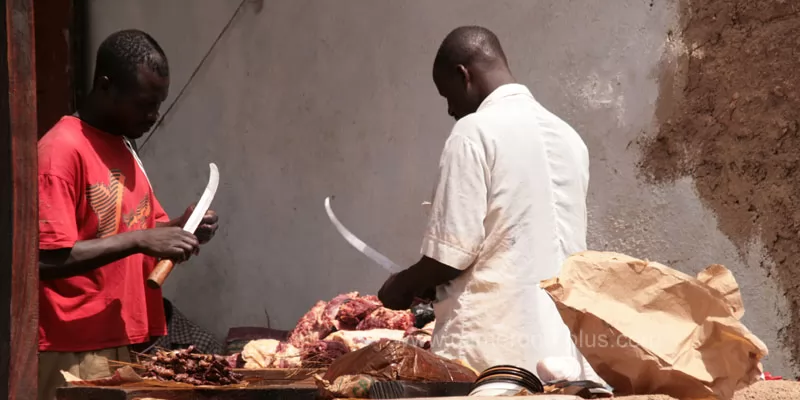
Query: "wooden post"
1 0 39 398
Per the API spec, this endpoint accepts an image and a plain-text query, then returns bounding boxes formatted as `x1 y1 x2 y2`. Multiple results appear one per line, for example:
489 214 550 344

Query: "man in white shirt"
378 26 596 379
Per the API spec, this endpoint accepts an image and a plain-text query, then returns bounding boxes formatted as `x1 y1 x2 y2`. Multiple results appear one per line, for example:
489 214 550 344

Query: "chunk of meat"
241 340 302 369
287 301 330 348
335 295 382 329
325 292 360 330
357 307 415 331
241 339 281 369
324 329 406 352
273 342 302 368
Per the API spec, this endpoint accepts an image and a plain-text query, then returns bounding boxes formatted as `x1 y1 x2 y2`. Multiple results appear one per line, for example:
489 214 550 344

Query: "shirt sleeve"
420 131 489 270
39 174 79 250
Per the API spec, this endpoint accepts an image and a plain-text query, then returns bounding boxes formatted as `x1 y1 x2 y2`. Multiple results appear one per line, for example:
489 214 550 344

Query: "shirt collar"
477 83 533 111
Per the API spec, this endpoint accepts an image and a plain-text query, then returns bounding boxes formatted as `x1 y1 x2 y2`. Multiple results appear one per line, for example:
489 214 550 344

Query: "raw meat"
335 295 382 329
241 339 302 369
241 339 280 369
225 353 242 369
302 340 350 367
324 292 360 329
273 342 303 368
357 307 415 331
288 292 360 348
324 329 406 352
288 293 426 351
287 301 329 348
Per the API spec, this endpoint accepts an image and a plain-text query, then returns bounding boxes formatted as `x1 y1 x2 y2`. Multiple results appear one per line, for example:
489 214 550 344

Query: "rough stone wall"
641 0 800 371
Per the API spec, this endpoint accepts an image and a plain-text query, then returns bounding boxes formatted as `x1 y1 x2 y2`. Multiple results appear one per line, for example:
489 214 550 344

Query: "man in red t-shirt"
37 30 219 400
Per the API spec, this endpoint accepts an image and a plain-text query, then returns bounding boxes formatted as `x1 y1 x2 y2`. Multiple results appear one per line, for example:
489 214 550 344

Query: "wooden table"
56 385 318 400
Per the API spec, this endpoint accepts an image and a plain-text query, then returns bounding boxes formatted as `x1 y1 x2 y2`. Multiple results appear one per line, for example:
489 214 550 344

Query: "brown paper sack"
540 251 768 400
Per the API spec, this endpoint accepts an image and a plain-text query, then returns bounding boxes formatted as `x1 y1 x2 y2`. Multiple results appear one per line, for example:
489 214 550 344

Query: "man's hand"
378 257 461 310
378 272 416 310
135 227 199 262
178 204 219 244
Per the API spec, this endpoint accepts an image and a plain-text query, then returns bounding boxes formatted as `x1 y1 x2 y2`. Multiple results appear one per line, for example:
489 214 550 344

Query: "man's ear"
456 64 470 87
94 75 112 93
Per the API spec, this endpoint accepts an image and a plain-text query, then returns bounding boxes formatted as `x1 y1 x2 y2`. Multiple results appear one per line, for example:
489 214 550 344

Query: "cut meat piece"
301 340 350 368
288 293 414 349
288 292 359 348
273 342 302 368
325 292 360 330
241 339 281 369
241 339 302 369
324 292 359 322
324 329 406 352
287 301 330 348
225 353 242 369
335 295 382 330
356 307 415 331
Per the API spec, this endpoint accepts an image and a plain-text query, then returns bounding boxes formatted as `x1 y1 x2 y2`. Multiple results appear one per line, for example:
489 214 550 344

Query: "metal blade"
183 163 219 233
324 196 403 273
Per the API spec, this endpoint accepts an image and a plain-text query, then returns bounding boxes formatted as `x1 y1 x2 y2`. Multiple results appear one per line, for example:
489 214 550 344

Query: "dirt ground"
638 0 800 367
616 381 800 400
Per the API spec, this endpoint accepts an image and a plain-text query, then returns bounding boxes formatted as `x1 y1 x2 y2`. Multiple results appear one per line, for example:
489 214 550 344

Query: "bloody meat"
336 295 382 330
356 307 415 331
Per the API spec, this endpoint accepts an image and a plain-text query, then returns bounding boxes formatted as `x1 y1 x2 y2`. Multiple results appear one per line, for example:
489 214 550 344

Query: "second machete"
324 196 403 274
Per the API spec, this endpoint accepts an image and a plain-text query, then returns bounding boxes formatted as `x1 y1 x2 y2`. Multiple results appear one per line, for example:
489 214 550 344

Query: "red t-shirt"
38 116 169 352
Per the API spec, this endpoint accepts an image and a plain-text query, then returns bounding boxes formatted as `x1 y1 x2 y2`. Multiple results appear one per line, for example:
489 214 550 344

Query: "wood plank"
0 0 39 398
234 368 323 386
56 386 319 400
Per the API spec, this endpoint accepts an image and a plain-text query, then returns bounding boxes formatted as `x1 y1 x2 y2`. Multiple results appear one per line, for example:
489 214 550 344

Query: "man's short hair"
434 26 508 71
94 29 169 92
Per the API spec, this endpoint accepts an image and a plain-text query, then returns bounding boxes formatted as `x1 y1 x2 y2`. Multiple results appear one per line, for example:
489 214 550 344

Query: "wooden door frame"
1 0 40 398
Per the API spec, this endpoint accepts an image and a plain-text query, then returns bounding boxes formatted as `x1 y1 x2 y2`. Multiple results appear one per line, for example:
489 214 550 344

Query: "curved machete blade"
324 196 402 274
182 163 219 234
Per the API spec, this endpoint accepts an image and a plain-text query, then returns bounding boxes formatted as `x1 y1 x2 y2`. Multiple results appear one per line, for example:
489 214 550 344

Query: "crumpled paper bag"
321 338 477 382
315 339 477 399
540 251 768 400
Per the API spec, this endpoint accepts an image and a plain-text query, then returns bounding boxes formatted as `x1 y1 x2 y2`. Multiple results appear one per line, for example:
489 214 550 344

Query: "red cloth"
38 116 170 352
764 372 783 380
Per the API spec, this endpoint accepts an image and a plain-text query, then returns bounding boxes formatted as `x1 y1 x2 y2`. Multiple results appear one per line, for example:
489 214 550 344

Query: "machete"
325 196 403 274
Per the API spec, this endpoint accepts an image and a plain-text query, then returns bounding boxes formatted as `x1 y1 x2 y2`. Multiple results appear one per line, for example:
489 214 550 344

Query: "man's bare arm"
40 232 143 281
39 228 199 281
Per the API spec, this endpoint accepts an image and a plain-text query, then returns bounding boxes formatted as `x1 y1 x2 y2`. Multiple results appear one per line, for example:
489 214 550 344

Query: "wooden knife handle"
147 259 175 289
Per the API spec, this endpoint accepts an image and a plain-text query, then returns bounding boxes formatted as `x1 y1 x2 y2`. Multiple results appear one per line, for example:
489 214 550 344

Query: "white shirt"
422 83 596 379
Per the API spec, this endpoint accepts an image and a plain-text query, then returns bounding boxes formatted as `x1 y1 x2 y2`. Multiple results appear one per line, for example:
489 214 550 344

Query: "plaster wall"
86 0 793 375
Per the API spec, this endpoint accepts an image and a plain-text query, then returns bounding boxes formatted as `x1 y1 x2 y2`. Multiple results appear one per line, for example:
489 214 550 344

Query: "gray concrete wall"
87 0 794 375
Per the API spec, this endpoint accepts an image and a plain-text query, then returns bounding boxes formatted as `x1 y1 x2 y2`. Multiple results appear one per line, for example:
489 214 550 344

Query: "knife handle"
147 259 175 289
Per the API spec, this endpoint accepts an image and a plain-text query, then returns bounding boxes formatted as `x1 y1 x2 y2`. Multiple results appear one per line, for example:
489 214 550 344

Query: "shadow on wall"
638 0 800 369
